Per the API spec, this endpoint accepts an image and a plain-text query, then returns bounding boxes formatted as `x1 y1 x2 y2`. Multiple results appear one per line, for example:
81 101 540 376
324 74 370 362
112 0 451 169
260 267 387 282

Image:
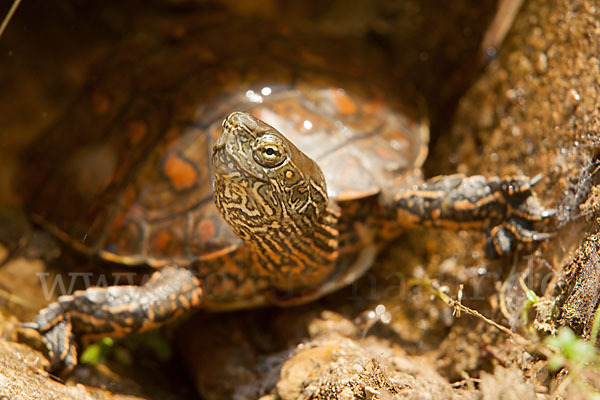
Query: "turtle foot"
393 174 555 255
43 319 78 374
22 266 204 373
22 316 77 374
485 175 556 255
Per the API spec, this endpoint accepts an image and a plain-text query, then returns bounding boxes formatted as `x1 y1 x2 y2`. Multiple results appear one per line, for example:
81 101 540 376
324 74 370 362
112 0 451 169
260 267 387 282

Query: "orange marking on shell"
91 92 111 115
153 230 173 253
127 120 147 145
331 89 357 115
164 153 197 190
198 219 216 244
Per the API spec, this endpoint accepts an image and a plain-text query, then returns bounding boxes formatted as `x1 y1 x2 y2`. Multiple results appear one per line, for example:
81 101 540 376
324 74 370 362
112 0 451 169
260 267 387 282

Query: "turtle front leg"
23 266 203 373
392 174 555 255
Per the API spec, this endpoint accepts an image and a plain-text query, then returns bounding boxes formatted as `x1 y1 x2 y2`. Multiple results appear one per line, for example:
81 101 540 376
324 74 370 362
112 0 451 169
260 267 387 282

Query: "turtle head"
212 112 330 248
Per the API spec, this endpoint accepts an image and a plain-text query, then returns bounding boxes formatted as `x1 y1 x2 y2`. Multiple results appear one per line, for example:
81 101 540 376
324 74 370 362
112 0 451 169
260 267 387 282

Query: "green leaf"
80 338 114 365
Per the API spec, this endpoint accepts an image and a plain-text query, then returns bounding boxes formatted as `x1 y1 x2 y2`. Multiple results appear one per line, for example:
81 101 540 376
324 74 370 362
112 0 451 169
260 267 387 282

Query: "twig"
0 0 22 39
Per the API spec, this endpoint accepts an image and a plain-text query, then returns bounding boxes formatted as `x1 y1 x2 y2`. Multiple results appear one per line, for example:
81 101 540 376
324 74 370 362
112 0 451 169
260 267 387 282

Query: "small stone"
535 52 548 72
338 387 354 400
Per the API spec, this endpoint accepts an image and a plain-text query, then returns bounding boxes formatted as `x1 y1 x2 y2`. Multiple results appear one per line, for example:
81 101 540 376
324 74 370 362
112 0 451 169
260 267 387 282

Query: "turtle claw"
530 173 544 186
44 319 78 374
21 317 77 373
487 176 555 255
487 220 555 256
22 299 78 373
18 321 40 330
540 208 558 218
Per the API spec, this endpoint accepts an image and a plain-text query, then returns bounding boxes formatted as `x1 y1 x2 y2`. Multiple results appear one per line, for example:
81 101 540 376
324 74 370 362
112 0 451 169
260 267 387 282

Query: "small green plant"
544 327 599 371
79 329 171 366
80 337 115 365
520 285 539 330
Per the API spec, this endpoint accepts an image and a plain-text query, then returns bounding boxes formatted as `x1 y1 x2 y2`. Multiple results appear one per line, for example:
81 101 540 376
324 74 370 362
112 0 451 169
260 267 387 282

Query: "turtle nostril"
224 112 241 127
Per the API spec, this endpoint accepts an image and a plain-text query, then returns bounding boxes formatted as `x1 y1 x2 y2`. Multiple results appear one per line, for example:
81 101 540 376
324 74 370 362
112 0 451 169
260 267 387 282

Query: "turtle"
18 13 553 373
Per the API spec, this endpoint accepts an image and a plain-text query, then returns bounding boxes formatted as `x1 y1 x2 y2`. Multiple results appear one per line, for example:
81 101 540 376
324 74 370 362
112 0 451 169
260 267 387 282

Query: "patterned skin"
19 17 554 372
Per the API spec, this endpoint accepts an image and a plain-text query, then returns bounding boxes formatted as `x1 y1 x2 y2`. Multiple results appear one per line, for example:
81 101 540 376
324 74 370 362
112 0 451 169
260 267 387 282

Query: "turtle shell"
18 14 428 267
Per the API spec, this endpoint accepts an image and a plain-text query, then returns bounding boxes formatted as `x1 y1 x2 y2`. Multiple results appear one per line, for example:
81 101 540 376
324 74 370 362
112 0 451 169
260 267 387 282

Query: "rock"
480 366 538 400
0 339 142 400
275 311 473 400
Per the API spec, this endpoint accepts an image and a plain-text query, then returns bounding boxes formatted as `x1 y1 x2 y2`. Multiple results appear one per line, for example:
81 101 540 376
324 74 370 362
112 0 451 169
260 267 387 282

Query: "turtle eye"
253 142 285 167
